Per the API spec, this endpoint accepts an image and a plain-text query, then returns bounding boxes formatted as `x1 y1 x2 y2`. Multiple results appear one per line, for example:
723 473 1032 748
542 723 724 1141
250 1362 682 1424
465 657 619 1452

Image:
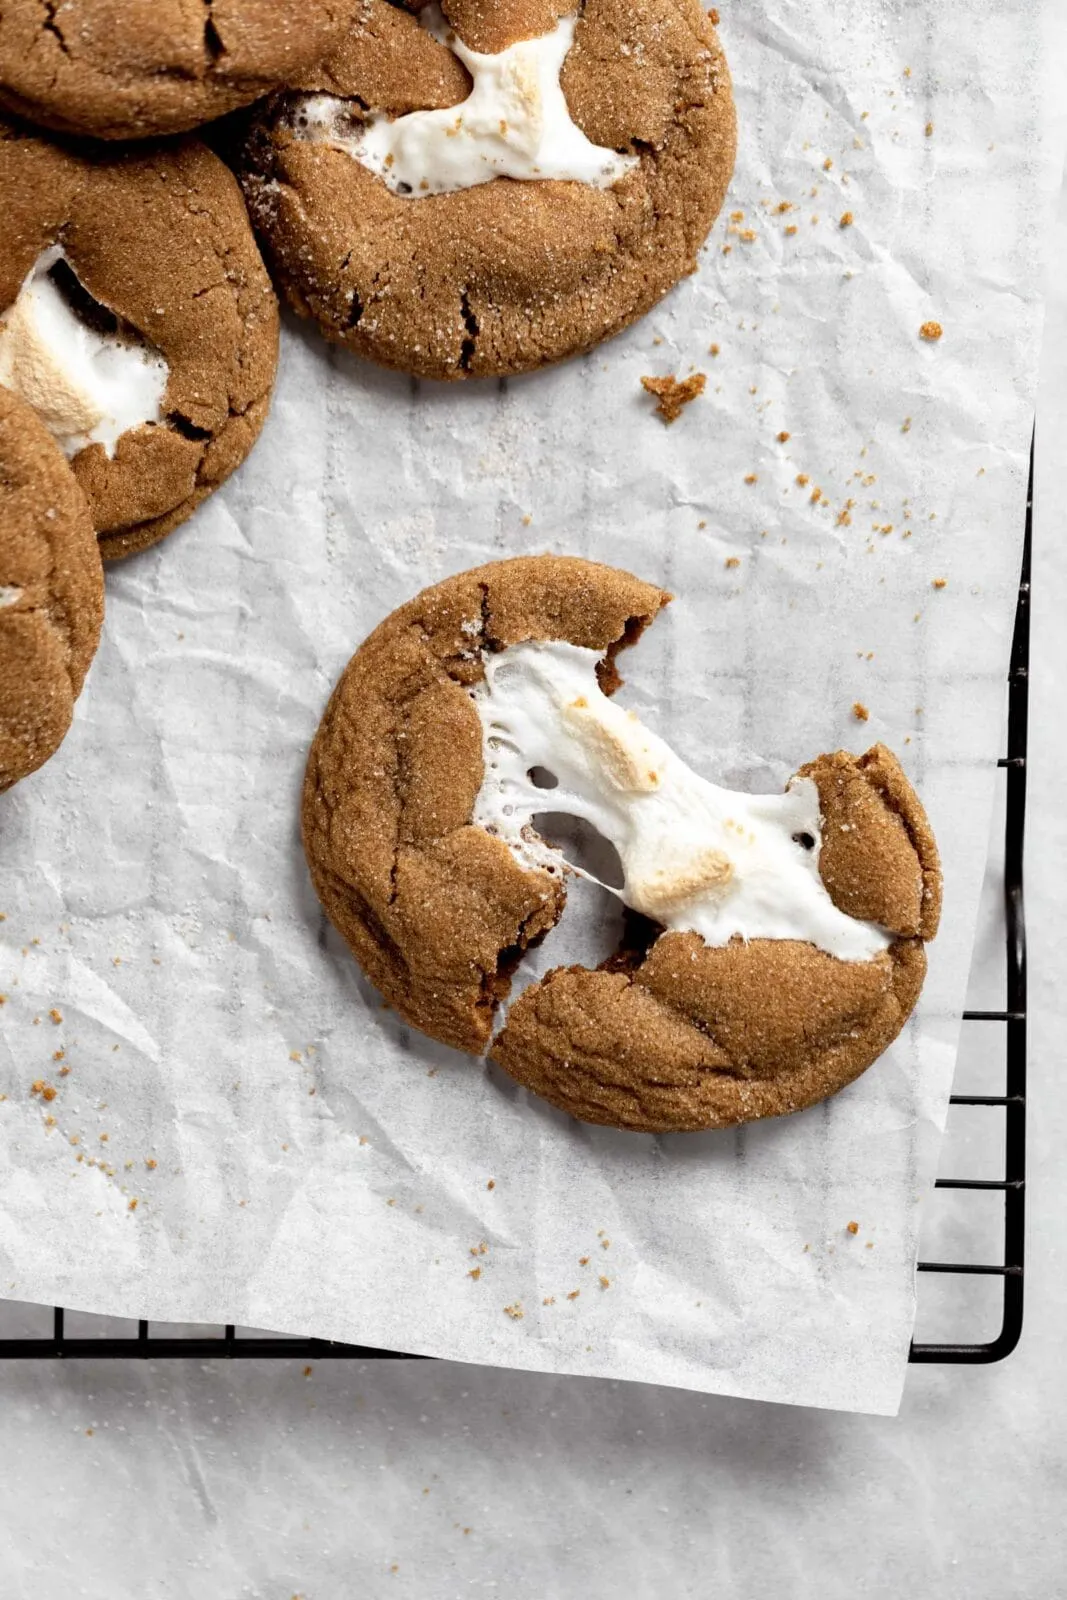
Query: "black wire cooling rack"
0 475 1031 1364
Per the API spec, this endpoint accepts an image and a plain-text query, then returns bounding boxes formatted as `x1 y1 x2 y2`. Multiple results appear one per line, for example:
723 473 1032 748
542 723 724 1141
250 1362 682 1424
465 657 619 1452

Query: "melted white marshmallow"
0 248 169 459
0 586 22 607
472 640 891 963
296 4 636 196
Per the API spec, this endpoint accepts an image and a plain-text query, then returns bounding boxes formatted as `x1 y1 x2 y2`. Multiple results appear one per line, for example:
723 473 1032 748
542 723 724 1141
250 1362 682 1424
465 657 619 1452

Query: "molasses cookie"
303 556 942 1134
241 0 736 379
0 385 103 791
0 0 366 141
0 120 279 559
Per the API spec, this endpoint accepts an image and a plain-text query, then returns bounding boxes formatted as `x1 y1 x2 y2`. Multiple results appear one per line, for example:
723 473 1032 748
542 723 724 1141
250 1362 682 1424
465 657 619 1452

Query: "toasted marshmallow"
293 4 637 197
0 248 168 460
471 640 892 963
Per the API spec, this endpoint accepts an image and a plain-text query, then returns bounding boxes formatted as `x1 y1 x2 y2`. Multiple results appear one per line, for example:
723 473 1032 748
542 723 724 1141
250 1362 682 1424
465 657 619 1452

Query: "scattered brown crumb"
784 223 798 236
796 472 809 487
738 228 757 243
724 556 740 569
920 320 943 341
128 1198 138 1212
744 473 758 485
839 211 854 228
852 702 870 722
521 513 532 526
43 1114 56 1128
823 157 833 171
486 1178 495 1190
542 1296 556 1305
468 1267 481 1280
49 1008 62 1024
697 519 707 529
503 1302 523 1320
846 1221 859 1235
641 372 706 424
776 199 792 214
566 1290 580 1301
599 1276 611 1290
289 1050 301 1062
810 486 823 504
470 1241 488 1256
836 505 853 527
303 1365 313 1377
729 209 744 223
932 577 947 589
579 1256 589 1266
53 1049 64 1061
708 342 720 356
866 1241 875 1250
601 1239 610 1250
708 6 719 22
777 430 791 443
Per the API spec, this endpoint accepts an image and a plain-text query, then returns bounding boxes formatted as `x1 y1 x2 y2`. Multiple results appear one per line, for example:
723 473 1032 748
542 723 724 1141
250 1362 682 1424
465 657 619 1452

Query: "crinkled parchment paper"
1 0 1062 1414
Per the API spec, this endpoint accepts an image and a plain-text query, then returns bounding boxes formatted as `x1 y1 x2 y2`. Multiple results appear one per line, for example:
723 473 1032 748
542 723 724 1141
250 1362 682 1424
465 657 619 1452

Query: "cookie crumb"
839 211 854 228
932 577 947 589
468 1267 481 1280
796 472 809 487
579 1255 589 1266
503 1302 523 1320
566 1289 580 1301
708 342 720 356
641 372 706 424
542 1295 556 1305
708 6 720 21
919 320 943 341
601 1238 610 1249
852 702 870 722
724 556 740 569
784 223 798 236
486 1178 495 1190
744 473 758 485
823 157 833 171
925 121 934 137
49 1008 62 1024
846 1220 859 1235
777 430 791 443
128 1198 138 1212
599 1275 611 1290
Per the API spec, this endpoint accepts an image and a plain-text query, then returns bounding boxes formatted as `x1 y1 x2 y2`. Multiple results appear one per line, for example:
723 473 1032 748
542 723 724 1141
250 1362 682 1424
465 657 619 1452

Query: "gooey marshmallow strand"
296 4 637 196
0 247 168 459
472 641 892 964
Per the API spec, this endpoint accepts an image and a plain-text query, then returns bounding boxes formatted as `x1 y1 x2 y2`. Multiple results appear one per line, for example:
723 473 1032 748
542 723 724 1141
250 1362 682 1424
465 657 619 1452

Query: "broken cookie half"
303 555 942 1134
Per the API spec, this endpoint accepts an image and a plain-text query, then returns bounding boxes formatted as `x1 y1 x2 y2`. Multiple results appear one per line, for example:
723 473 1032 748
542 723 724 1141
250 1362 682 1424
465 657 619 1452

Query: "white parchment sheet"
0 1 1062 1414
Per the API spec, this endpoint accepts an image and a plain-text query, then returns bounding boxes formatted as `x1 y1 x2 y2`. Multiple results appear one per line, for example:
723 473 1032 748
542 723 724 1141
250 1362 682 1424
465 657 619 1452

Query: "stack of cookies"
0 0 735 789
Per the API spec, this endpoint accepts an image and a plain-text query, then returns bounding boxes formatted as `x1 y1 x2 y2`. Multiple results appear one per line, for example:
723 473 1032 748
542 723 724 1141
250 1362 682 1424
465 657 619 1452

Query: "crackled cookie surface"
303 556 942 1133
0 386 103 791
0 0 366 141
0 122 279 559
241 0 736 379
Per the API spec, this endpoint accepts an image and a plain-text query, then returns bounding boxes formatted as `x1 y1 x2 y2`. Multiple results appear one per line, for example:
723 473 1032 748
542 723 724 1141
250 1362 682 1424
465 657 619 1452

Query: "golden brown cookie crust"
0 385 103 790
0 121 279 559
0 0 366 141
241 0 737 379
303 556 943 1132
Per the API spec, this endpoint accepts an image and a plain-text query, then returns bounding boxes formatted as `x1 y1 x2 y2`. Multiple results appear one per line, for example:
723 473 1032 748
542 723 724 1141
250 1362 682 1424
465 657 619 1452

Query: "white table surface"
1 166 1064 1600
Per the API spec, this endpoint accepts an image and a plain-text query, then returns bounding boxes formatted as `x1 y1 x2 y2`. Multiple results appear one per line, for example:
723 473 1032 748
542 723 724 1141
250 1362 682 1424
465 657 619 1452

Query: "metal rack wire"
0 479 1031 1363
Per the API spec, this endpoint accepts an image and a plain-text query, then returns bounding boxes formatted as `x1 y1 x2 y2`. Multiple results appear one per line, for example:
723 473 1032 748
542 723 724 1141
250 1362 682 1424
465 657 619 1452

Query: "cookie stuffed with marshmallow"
303 556 942 1134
